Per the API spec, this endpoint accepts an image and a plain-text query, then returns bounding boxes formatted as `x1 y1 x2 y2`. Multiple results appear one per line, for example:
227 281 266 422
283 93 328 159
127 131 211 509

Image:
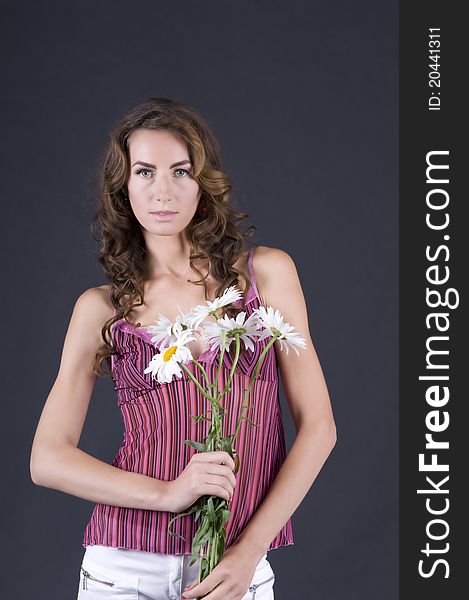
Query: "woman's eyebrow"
131 160 192 168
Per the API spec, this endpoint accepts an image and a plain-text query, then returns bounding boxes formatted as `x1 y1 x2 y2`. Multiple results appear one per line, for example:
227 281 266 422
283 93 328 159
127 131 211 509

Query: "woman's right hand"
167 451 237 513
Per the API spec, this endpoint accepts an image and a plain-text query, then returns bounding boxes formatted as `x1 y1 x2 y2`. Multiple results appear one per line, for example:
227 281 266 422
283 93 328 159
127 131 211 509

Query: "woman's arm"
29 287 173 512
234 246 337 560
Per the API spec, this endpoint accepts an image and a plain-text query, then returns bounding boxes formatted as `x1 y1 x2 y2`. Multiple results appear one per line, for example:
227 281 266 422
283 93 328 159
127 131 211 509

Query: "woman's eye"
136 168 152 178
135 168 190 178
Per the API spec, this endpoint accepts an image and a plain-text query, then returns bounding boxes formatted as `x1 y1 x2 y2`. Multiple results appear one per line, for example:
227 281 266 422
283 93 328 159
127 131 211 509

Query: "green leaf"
242 416 260 427
220 437 233 454
185 440 208 452
206 496 216 523
193 518 210 543
221 509 231 523
199 529 213 545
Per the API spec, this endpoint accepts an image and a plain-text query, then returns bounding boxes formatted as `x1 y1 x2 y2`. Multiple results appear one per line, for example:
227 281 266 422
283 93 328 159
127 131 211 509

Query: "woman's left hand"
181 542 261 600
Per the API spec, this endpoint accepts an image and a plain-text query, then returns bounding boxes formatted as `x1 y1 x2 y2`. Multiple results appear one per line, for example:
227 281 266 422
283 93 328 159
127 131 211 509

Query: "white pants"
77 545 275 600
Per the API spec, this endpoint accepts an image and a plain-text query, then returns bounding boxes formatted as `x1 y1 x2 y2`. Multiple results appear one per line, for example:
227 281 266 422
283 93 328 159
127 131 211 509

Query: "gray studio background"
1 1 398 598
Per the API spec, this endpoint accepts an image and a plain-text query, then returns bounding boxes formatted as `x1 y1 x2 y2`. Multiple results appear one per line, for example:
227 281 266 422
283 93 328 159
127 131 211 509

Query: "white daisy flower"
186 285 243 330
144 328 197 384
200 311 261 354
253 306 307 356
145 305 196 349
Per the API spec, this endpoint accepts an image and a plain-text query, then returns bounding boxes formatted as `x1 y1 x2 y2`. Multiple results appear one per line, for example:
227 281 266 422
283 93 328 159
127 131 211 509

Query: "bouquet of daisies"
143 285 306 585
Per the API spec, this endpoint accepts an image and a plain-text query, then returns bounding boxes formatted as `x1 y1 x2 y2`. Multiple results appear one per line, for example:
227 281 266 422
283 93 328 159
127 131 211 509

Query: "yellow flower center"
163 345 178 362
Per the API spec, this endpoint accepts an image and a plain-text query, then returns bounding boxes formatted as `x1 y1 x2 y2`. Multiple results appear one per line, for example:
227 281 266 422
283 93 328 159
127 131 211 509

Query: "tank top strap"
247 246 261 303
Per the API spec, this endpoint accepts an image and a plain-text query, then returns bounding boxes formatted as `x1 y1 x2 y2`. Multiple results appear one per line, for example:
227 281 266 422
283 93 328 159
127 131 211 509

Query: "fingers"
205 463 237 488
194 450 236 472
182 574 224 600
188 451 237 503
183 581 196 592
204 478 234 501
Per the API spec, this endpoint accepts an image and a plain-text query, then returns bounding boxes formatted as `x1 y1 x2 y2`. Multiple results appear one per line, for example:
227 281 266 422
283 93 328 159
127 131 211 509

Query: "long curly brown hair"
90 97 257 377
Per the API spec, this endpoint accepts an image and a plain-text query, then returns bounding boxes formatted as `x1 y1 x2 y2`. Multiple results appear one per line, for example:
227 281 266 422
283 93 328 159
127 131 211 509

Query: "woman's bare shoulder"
252 244 296 273
95 284 113 305
73 285 114 325
252 245 298 305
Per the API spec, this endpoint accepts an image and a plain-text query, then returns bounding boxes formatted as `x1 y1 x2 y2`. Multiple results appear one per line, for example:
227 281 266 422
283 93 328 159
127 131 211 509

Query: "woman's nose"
152 172 172 197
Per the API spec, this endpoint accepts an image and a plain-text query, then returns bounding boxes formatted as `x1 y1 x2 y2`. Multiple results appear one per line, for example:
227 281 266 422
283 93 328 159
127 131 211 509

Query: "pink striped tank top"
82 246 294 554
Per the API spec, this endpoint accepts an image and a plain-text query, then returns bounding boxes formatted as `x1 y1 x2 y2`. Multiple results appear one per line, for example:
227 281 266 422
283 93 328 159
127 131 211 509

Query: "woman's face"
126 128 202 236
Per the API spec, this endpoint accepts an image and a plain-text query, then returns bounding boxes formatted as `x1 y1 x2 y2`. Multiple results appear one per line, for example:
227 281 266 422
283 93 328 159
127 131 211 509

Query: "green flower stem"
227 335 242 383
198 545 203 585
208 535 212 575
213 403 222 448
195 334 232 583
179 362 216 403
214 330 228 395
231 334 279 446
217 335 242 398
191 358 211 387
170 330 280 585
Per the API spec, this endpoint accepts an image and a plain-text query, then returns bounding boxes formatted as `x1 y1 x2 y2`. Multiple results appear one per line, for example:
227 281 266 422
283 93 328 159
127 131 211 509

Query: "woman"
30 97 337 600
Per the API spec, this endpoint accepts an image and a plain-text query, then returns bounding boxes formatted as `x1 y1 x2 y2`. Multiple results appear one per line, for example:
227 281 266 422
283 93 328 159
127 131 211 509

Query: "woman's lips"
150 211 177 219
